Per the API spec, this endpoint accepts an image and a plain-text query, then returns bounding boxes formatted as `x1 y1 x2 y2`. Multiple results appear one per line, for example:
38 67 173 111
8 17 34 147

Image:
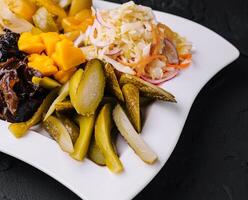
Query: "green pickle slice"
122 83 141 133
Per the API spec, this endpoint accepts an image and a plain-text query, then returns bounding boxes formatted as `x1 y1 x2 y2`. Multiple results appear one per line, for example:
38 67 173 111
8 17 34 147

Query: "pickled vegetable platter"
0 0 193 173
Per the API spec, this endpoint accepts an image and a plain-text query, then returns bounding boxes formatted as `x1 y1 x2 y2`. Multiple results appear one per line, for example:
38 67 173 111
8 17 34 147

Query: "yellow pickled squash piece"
52 39 85 71
28 54 58 76
64 31 81 41
40 32 61 56
95 104 123 173
54 67 77 84
31 0 66 19
33 7 58 32
69 0 92 16
18 32 45 54
6 0 37 22
62 9 93 33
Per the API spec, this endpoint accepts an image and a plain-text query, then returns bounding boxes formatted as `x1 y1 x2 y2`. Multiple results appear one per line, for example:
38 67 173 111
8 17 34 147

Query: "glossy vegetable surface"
104 63 124 102
32 76 61 90
9 90 57 138
44 82 69 120
113 104 157 164
120 74 176 102
122 83 141 133
76 59 105 115
71 115 95 161
95 104 123 173
43 115 74 153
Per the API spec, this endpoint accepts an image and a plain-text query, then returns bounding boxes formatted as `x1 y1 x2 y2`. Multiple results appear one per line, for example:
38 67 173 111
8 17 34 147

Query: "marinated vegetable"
104 63 124 102
32 7 58 32
55 100 74 111
69 0 92 16
9 89 57 138
122 83 141 133
56 114 79 144
95 104 123 173
32 76 61 90
113 104 157 164
88 137 106 166
69 68 83 112
43 115 74 153
71 115 95 161
44 82 69 120
120 74 176 102
76 59 105 115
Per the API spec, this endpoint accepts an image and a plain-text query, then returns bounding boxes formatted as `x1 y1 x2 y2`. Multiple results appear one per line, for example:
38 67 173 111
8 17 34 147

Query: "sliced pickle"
76 59 105 116
119 74 176 102
55 100 74 111
43 115 74 153
113 104 157 164
122 83 141 133
32 76 61 90
32 7 58 32
70 115 95 161
95 104 123 173
9 89 58 138
44 82 69 120
104 63 124 102
69 68 83 113
88 137 106 166
55 113 79 144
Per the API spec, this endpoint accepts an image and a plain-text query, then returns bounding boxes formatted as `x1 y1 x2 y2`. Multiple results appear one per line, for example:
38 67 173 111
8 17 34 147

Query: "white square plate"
0 1 239 200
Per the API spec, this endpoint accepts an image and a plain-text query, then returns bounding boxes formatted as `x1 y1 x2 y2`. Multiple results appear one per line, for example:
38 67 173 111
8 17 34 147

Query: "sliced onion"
105 48 122 56
74 32 85 47
141 69 179 85
163 39 179 65
102 55 136 75
96 9 112 29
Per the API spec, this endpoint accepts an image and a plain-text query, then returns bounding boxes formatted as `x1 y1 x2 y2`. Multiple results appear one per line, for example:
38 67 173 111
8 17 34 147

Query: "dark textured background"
1 0 248 199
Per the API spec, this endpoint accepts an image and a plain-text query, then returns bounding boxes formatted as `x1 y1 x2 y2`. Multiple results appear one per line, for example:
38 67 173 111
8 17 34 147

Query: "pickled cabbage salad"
78 1 192 84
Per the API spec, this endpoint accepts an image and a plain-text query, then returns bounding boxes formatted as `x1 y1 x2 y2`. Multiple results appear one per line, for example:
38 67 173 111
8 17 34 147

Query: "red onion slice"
163 39 179 65
141 69 179 85
105 48 122 56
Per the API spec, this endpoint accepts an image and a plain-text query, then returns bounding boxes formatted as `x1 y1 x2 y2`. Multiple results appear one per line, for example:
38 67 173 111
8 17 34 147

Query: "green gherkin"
122 83 141 133
120 74 176 102
76 59 105 116
104 63 124 102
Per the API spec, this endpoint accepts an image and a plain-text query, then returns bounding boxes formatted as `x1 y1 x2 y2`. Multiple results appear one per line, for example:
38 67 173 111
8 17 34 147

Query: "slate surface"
1 0 248 199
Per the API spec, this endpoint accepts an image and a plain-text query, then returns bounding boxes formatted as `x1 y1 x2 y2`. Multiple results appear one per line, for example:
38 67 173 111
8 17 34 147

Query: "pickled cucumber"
113 104 157 164
76 59 105 116
55 100 74 111
88 137 106 166
32 76 61 90
70 115 95 161
95 104 123 173
120 74 176 102
122 83 141 133
32 7 58 32
44 82 69 120
69 68 83 113
9 89 58 138
56 113 79 144
104 63 124 102
43 115 74 153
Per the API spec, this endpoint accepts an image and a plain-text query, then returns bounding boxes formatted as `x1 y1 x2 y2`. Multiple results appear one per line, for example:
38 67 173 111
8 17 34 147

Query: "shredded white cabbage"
79 1 157 74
